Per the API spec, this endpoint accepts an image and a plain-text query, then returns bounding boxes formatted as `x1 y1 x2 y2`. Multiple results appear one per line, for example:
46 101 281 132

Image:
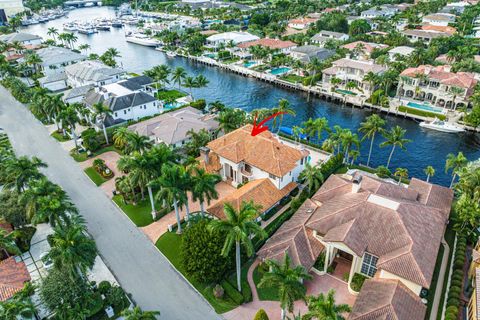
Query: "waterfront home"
25 46 86 76
258 171 452 315
422 13 456 26
0 32 42 46
1 0 24 17
199 125 308 219
39 72 68 92
64 60 125 88
287 17 318 30
0 257 31 301
206 31 259 48
388 46 415 61
237 38 297 54
401 29 451 44
127 106 219 147
421 24 457 35
396 65 477 110
311 30 349 47
322 58 386 96
341 41 388 60
290 46 335 63
63 84 94 104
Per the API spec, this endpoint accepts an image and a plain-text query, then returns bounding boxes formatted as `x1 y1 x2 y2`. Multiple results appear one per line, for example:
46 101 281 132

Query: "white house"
388 46 415 61
0 32 42 46
422 13 456 26
206 31 259 48
22 46 87 76
39 72 68 92
311 30 349 46
287 17 317 30
1 0 25 17
64 61 125 88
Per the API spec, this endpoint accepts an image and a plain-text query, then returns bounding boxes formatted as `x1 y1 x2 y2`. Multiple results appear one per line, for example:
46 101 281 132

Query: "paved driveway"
0 86 221 320
80 151 124 198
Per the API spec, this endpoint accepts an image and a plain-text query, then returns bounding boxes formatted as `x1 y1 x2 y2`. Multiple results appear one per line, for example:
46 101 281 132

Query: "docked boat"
419 118 465 133
125 33 159 47
111 19 123 27
63 22 77 31
77 24 97 34
96 23 111 31
166 51 177 57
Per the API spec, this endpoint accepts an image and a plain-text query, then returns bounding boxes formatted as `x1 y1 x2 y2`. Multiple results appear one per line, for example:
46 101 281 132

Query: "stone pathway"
79 151 123 198
141 182 236 243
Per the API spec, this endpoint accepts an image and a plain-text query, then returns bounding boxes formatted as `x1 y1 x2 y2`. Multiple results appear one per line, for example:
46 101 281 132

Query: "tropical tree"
31 188 77 227
424 165 435 182
217 108 246 133
194 74 209 91
0 296 36 320
299 163 324 194
145 65 171 92
258 254 312 320
183 76 197 99
363 71 378 93
273 99 296 133
394 167 408 185
209 201 267 292
191 166 221 215
124 132 152 155
24 51 42 74
20 177 62 222
339 129 360 164
4 156 47 192
0 229 20 257
302 117 330 143
171 66 187 89
121 306 160 320
58 106 80 149
92 102 113 145
78 43 91 55
358 114 386 167
113 127 132 150
449 86 465 110
47 27 59 42
303 290 351 320
380 126 411 169
445 152 468 188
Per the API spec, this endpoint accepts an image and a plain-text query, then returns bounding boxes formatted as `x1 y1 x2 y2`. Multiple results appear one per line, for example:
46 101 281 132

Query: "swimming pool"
204 53 217 59
243 61 257 68
164 101 185 110
407 102 444 114
336 89 357 96
270 67 291 76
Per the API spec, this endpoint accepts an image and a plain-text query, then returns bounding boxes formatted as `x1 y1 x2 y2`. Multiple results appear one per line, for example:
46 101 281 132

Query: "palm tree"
183 76 197 99
292 125 304 143
380 126 411 169
394 167 408 185
209 201 267 292
445 152 468 188
273 99 296 133
303 290 351 320
152 164 188 233
20 177 62 222
31 189 77 227
58 106 80 149
339 129 360 164
124 132 152 154
299 163 324 194
307 57 322 88
449 86 465 110
424 165 435 182
47 27 59 42
191 166 221 216
358 114 386 167
121 306 160 320
25 52 42 74
78 43 91 55
105 47 121 60
363 71 378 93
258 254 312 320
113 127 132 150
171 66 187 89
302 117 330 143
4 156 47 192
348 149 360 166
92 102 113 145
146 65 171 92
194 74 209 91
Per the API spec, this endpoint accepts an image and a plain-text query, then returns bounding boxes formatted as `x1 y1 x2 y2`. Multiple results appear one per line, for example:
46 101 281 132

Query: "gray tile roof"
39 72 68 84
107 92 156 111
63 84 94 101
34 46 86 67
65 61 124 83
117 75 153 91
291 45 335 62
0 32 42 43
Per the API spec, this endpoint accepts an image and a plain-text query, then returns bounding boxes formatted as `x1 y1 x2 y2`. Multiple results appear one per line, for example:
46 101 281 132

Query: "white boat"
77 24 97 34
63 22 77 31
125 33 159 47
166 51 176 57
419 118 465 133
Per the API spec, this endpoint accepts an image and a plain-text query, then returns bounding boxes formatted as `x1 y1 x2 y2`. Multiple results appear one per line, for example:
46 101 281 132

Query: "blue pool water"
204 53 217 59
407 102 444 114
244 61 257 68
164 102 185 110
270 67 291 76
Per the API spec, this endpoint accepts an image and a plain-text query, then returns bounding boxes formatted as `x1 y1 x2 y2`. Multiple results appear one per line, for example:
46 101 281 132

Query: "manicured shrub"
254 308 269 320
221 280 244 305
451 279 463 288
14 226 36 252
98 281 112 294
447 297 460 307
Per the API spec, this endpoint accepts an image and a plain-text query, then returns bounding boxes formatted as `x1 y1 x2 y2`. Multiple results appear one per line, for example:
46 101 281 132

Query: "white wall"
41 80 68 92
112 100 160 122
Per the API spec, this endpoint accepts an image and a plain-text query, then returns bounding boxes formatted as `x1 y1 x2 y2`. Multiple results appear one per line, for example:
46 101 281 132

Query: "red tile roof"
0 257 30 301
237 38 297 50
400 65 477 89
341 41 388 54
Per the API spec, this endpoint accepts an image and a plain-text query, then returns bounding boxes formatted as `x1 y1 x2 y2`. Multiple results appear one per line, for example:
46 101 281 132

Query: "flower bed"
93 159 114 179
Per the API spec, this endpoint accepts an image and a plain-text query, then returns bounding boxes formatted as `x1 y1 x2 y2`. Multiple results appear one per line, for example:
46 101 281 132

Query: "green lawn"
51 131 70 142
436 225 456 320
398 106 446 121
84 167 109 186
252 265 279 301
70 145 120 162
112 195 156 227
280 74 304 84
155 89 187 101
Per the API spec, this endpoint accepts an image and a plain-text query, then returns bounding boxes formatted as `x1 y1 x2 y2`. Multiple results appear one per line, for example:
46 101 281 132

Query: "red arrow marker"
251 112 287 136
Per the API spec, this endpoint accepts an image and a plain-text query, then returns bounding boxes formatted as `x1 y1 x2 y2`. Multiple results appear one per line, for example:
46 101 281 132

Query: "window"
300 158 304 165
114 112 117 117
361 253 378 277
123 110 127 115
269 173 276 180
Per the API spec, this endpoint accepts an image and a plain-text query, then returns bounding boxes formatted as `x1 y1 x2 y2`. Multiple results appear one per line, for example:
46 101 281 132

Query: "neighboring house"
360 5 397 19
422 13 456 26
39 72 68 91
290 45 335 63
237 38 297 54
322 58 386 96
258 171 452 305
1 0 24 17
421 24 457 35
468 267 480 320
127 106 219 147
401 29 451 44
64 60 125 88
0 32 42 46
199 125 308 219
287 17 317 30
30 46 86 76
311 30 349 47
341 41 389 60
63 84 94 104
388 46 415 61
441 1 471 15
115 75 156 95
206 31 259 48
0 257 31 301
397 65 477 109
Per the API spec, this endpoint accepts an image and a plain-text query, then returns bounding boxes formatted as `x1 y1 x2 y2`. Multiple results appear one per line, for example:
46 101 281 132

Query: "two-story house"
341 41 388 60
65 60 125 88
422 13 456 26
396 65 477 109
311 30 349 47
401 29 451 44
287 17 317 30
199 125 309 220
237 38 297 55
0 32 42 46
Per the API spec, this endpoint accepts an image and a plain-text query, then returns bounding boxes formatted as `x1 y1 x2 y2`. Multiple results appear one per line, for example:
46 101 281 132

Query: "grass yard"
51 131 70 142
398 106 446 121
280 74 304 84
84 167 109 186
155 89 187 101
70 145 120 162
112 195 157 227
253 265 279 301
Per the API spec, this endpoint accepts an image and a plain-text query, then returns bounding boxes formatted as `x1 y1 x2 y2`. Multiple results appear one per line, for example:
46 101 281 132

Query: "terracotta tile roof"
206 125 307 177
341 41 388 54
288 17 318 25
421 25 457 35
400 65 477 89
207 178 296 220
197 152 222 174
349 278 426 320
0 257 30 301
305 174 452 288
237 38 297 50
258 199 323 269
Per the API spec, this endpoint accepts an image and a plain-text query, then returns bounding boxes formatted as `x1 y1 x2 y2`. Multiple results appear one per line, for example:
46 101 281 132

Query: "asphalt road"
0 86 221 320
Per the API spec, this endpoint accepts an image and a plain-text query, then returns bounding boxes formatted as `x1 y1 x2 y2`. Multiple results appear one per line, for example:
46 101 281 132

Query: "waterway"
22 7 480 187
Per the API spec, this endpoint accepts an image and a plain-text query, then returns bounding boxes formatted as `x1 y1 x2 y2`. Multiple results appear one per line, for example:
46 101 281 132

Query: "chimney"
199 146 210 164
352 175 362 193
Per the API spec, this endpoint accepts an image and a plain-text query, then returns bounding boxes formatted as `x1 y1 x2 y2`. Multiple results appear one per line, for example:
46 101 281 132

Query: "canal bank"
20 7 480 186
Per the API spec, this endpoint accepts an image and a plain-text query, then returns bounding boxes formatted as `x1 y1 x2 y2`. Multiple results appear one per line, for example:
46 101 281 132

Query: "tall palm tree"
113 127 132 150
92 102 113 145
299 163 324 194
273 99 296 133
4 156 47 192
146 65 171 92
47 27 59 42
394 167 408 185
183 76 197 99
25 51 42 74
78 43 91 55
121 306 160 320
380 126 411 169
258 254 312 320
445 152 468 188
303 290 351 320
118 152 152 202
424 165 435 182
449 87 465 110
194 74 209 91
171 66 187 89
363 71 378 93
339 129 360 164
31 189 77 227
58 106 80 149
209 201 267 292
302 117 330 143
358 114 386 167
20 177 62 222
124 132 152 154
191 166 221 216
307 57 322 88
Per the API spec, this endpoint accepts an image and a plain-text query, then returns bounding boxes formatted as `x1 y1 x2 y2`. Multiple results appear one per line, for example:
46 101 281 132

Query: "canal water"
22 7 480 186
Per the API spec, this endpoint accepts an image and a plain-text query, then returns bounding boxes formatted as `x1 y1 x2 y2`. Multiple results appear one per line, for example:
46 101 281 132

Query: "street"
0 85 221 320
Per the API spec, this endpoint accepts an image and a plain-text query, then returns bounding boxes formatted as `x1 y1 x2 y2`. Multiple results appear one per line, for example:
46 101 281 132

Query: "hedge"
254 309 269 320
221 280 244 305
444 234 467 319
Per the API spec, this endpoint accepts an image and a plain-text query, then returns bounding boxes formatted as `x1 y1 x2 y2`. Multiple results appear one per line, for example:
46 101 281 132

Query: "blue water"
407 102 444 114
164 101 185 110
244 61 257 68
22 7 480 187
270 67 291 76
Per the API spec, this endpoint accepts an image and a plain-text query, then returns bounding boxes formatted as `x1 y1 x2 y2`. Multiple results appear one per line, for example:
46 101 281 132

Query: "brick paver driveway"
79 151 123 198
